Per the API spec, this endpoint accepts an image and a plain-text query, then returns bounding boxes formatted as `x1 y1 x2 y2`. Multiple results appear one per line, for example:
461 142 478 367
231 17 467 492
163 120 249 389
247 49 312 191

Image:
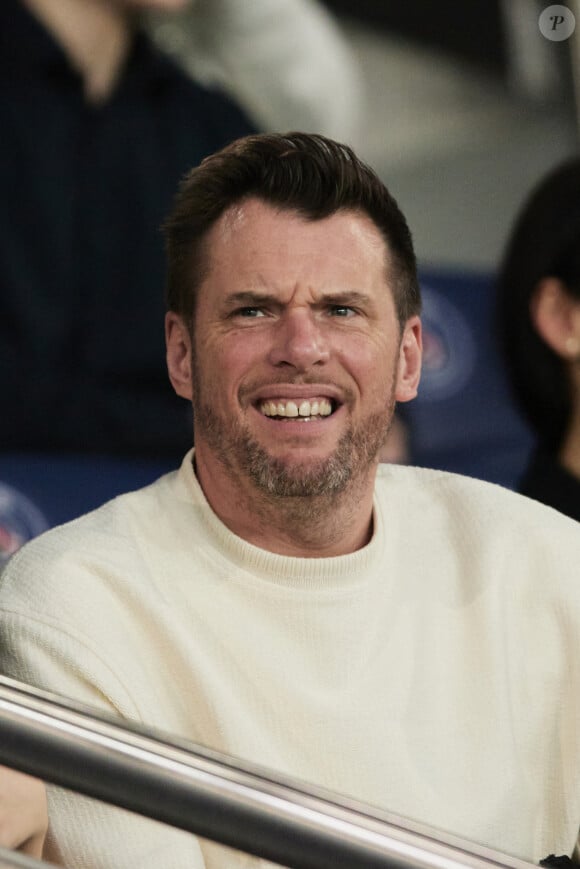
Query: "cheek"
199 335 263 398
223 340 264 387
338 338 397 396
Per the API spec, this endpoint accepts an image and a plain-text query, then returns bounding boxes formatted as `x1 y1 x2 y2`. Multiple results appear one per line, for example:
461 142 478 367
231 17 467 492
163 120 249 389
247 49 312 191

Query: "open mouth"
258 398 339 422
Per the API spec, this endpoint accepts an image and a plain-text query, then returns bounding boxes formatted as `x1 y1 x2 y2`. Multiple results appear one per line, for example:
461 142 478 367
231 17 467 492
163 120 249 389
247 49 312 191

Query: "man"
1 133 579 868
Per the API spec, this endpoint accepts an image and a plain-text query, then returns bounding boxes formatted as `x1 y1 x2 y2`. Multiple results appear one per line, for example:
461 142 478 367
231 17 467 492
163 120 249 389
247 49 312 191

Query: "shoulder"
374 463 579 549
376 462 573 515
373 465 579 613
0 470 180 616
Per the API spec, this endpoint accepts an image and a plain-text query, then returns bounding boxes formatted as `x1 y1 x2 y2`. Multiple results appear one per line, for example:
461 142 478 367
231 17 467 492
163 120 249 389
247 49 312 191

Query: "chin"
245 445 356 499
267 445 334 465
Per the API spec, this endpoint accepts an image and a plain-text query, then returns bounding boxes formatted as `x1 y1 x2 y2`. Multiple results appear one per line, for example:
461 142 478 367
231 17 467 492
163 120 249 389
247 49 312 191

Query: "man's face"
167 198 421 498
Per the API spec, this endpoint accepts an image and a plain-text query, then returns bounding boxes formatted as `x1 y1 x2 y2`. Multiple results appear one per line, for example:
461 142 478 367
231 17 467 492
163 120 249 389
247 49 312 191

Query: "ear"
395 315 422 402
165 311 194 401
531 277 580 359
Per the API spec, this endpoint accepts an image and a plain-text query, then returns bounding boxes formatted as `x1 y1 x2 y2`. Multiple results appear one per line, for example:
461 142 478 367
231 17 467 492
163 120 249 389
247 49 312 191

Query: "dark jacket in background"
0 0 255 458
519 451 580 523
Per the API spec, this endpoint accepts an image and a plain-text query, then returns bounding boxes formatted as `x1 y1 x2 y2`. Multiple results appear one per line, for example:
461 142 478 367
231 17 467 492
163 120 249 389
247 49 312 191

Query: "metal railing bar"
0 678 538 869
0 846 47 869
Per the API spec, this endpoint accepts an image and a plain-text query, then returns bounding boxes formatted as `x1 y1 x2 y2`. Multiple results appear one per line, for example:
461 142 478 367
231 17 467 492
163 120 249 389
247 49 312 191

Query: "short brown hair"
163 132 421 328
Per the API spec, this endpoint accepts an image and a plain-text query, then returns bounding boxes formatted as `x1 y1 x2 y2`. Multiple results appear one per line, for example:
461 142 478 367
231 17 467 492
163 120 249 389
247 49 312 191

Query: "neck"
559 398 580 481
22 0 133 103
194 449 376 558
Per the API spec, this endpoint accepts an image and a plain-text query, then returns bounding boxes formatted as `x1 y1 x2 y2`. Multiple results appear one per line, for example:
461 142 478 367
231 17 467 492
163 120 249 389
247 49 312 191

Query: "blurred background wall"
149 0 579 270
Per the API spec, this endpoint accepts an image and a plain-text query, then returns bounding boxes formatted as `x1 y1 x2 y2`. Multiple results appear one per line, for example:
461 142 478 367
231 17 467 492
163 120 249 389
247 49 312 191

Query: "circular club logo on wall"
418 285 477 402
0 483 48 566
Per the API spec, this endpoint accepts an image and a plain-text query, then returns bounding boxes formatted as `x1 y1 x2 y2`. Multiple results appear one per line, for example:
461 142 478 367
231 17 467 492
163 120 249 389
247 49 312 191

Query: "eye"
329 305 357 318
233 307 266 318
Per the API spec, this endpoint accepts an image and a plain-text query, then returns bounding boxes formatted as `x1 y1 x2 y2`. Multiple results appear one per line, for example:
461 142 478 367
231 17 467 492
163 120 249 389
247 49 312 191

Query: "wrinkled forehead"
193 199 400 325
207 197 392 264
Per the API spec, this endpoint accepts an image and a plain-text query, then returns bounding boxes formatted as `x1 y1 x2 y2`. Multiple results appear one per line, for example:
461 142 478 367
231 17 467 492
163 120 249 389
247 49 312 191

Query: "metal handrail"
0 676 537 869
0 847 47 869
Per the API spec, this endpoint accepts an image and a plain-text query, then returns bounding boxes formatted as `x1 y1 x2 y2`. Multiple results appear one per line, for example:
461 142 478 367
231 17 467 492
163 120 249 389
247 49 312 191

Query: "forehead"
202 198 391 288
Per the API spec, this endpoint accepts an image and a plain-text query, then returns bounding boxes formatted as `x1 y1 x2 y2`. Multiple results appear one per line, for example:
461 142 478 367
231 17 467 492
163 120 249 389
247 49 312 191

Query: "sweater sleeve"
1 608 139 717
0 561 207 868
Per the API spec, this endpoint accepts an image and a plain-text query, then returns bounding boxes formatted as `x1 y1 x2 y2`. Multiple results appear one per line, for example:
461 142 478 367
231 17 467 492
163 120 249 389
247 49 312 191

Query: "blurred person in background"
497 158 580 522
0 0 255 460
0 765 47 860
150 0 364 146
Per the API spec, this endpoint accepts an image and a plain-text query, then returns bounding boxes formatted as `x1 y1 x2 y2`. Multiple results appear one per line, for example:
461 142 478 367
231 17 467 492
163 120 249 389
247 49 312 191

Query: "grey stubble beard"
191 362 396 531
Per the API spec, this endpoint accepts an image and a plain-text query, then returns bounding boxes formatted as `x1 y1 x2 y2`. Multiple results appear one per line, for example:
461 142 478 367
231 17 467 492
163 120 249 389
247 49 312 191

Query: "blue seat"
406 270 534 489
0 453 176 560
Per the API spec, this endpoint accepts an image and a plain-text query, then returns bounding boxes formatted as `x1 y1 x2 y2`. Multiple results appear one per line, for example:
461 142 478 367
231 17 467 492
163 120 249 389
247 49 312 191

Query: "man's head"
163 132 421 332
163 133 422 511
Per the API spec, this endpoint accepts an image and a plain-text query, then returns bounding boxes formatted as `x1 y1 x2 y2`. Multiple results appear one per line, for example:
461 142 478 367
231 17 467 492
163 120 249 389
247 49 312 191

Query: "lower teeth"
272 415 319 421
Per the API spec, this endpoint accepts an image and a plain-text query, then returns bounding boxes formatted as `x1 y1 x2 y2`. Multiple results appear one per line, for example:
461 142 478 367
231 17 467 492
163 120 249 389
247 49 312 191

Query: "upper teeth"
260 399 333 418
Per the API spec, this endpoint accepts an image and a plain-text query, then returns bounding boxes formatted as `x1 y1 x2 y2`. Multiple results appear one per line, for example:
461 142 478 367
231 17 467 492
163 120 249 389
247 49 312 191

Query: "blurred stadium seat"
407 269 534 488
0 454 175 558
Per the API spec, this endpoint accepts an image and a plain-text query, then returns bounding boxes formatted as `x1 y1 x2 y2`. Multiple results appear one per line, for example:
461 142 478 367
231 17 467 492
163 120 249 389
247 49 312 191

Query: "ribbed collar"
176 449 385 591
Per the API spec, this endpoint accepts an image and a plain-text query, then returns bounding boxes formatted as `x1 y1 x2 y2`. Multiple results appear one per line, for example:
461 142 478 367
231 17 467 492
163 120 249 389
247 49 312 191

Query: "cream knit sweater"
1 451 579 868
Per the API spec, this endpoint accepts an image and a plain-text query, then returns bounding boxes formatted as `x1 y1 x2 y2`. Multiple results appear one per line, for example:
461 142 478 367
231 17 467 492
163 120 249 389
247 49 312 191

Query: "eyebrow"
318 291 374 308
223 291 280 308
222 290 375 308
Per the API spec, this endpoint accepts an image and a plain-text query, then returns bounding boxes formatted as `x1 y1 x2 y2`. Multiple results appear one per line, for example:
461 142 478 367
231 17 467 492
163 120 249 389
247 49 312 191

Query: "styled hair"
497 158 580 449
163 132 420 329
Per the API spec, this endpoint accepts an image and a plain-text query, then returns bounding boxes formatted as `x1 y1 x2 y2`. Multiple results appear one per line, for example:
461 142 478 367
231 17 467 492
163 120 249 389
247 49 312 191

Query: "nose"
268 308 330 371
